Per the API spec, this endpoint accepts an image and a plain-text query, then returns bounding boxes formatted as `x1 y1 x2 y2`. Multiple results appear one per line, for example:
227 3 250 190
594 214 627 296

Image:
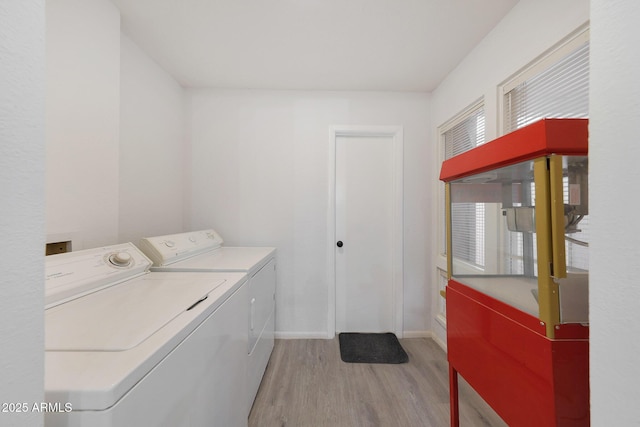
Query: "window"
502 26 589 133
444 108 486 158
501 25 590 273
503 44 589 132
440 102 486 267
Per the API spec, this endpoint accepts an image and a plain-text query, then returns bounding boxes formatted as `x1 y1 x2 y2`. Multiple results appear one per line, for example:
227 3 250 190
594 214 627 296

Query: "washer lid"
45 275 226 351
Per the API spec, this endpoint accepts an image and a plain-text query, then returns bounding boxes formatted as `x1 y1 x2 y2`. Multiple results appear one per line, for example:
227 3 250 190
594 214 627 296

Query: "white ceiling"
112 0 519 92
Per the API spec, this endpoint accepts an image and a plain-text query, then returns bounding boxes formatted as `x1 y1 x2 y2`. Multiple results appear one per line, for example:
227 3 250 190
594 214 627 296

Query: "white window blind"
503 32 590 272
443 106 486 267
445 108 486 158
504 39 589 132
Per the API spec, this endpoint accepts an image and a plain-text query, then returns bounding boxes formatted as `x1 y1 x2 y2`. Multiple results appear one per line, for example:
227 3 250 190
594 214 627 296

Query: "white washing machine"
138 229 276 413
44 242 249 427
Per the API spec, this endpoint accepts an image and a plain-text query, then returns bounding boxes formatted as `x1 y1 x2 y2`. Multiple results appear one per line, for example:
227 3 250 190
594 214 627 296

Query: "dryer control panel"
139 229 224 267
45 242 151 308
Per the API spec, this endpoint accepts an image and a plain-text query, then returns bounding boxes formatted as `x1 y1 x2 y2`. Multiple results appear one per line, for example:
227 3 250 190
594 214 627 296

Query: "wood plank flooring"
249 338 507 427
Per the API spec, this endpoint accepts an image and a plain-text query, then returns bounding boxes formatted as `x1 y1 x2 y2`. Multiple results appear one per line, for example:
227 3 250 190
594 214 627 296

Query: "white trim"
327 125 404 339
437 97 484 136
431 332 447 352
435 313 447 329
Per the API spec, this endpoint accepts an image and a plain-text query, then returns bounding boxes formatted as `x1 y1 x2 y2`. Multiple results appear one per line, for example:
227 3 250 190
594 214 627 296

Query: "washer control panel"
139 229 224 266
45 242 151 308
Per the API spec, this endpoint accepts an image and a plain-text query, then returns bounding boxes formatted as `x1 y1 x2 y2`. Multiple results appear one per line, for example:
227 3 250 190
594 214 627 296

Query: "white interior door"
335 133 397 333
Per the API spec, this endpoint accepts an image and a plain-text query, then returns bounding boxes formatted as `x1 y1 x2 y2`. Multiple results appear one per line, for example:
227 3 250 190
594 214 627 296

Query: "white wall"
46 0 121 249
119 34 186 244
187 90 431 337
46 0 186 249
0 2 46 426
429 0 590 347
590 1 640 424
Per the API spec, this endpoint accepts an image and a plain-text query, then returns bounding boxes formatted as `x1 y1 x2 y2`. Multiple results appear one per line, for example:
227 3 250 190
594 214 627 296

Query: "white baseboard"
431 333 447 351
403 330 447 352
275 330 440 341
402 330 433 339
275 331 331 340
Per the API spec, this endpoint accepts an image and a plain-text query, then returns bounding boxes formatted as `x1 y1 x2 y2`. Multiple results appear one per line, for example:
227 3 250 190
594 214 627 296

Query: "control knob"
109 252 132 267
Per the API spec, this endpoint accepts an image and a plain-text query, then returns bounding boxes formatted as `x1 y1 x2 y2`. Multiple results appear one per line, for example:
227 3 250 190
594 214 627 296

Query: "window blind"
504 40 589 132
445 108 486 158
443 107 486 267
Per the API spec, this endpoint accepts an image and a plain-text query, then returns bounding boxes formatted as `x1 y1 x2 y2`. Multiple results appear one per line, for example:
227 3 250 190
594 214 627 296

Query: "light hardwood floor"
249 338 507 427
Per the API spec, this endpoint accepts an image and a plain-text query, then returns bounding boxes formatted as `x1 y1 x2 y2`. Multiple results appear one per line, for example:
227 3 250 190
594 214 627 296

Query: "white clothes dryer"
44 242 249 427
139 229 276 414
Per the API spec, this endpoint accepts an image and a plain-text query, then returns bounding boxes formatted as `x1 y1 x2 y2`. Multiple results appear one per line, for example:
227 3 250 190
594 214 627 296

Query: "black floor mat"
338 332 409 364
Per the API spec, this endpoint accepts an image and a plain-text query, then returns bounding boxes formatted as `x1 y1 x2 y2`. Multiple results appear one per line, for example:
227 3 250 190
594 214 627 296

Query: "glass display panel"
448 155 589 323
449 160 539 316
557 155 589 324
562 156 589 272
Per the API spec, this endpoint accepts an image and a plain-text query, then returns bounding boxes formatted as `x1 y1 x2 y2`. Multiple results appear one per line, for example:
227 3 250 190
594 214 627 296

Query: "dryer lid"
156 246 276 274
45 275 227 351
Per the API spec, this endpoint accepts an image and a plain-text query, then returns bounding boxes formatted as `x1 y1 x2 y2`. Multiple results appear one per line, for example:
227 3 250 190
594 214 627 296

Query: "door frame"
327 125 404 339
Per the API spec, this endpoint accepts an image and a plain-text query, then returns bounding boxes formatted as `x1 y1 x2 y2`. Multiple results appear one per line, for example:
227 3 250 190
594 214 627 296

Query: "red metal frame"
439 118 588 183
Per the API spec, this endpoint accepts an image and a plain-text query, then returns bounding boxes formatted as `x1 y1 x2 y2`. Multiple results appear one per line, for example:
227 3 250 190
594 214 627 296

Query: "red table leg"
449 365 459 427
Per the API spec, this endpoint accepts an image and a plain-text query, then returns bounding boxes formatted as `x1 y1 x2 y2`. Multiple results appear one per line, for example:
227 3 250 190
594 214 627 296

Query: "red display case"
440 119 589 426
